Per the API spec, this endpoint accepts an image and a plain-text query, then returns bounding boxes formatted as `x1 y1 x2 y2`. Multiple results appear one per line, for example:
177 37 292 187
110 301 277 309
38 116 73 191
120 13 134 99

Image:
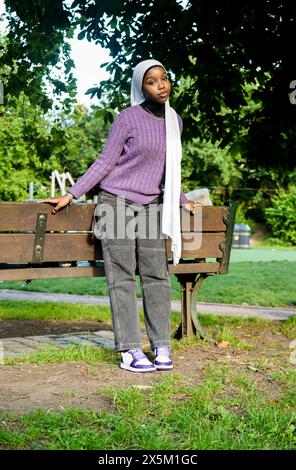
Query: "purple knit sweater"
69 104 189 206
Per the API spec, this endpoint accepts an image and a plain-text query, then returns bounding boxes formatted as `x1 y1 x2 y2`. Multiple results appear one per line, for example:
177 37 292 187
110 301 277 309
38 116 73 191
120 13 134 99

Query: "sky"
69 37 111 107
0 0 112 108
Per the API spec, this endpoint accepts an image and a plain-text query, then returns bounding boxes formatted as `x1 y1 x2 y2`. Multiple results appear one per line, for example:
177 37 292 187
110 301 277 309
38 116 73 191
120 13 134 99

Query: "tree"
2 0 296 174
0 92 112 201
59 104 113 178
1 0 76 111
0 93 68 200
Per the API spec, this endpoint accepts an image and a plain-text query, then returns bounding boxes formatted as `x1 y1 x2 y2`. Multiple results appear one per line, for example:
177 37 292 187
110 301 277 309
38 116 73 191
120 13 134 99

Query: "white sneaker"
120 349 156 373
154 346 173 371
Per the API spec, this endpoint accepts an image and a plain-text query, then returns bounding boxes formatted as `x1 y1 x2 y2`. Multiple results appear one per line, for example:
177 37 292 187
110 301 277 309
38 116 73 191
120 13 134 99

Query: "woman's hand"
38 193 73 214
183 200 203 214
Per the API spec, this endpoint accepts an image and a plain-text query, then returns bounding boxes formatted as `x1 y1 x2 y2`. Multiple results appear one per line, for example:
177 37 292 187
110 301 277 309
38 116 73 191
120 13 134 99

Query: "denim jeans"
93 190 171 351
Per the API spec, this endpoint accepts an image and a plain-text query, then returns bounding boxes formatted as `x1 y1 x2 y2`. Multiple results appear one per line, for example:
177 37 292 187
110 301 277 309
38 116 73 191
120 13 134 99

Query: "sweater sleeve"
180 191 189 206
69 112 128 199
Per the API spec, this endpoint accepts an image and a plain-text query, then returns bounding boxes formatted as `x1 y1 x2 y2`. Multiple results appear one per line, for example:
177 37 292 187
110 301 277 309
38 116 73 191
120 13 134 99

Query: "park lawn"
1 370 295 450
0 314 295 450
0 261 295 307
0 300 112 323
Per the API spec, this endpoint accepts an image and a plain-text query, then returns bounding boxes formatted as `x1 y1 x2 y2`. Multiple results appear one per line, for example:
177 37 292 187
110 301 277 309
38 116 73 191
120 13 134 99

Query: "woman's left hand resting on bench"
183 200 203 214
38 193 73 214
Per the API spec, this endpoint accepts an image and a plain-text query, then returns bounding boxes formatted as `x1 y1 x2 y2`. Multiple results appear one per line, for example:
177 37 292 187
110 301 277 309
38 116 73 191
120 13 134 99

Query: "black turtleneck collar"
140 98 165 118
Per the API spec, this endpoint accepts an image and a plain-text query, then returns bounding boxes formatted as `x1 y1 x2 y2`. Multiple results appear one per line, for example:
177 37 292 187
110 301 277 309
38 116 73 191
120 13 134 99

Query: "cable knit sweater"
69 104 188 206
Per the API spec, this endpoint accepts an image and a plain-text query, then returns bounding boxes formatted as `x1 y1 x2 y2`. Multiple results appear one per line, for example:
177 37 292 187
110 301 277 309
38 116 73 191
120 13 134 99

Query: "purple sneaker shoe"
154 346 173 371
120 349 156 373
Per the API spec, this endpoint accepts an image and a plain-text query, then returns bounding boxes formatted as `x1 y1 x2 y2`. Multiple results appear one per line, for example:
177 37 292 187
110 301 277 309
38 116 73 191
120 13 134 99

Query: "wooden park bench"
0 201 237 339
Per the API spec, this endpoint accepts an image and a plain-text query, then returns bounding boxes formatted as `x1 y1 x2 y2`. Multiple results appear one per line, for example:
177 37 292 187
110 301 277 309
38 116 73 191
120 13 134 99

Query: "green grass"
1 261 295 307
0 367 295 450
5 344 119 366
0 299 181 329
278 315 296 340
0 299 111 323
230 247 296 262
1 313 294 450
0 299 270 342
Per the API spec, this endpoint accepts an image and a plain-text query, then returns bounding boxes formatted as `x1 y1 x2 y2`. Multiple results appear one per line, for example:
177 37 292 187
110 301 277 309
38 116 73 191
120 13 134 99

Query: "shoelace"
129 349 146 361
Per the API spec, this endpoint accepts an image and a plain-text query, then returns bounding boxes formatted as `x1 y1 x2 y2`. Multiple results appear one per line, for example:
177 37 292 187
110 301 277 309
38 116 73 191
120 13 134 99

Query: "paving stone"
2 340 37 354
4 337 42 348
93 331 115 340
0 330 116 358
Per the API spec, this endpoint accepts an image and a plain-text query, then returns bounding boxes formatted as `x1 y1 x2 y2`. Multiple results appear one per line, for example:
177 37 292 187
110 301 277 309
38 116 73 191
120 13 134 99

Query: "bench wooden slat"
0 262 220 281
168 262 219 274
0 203 228 232
181 206 228 232
166 232 225 259
0 232 225 263
0 203 94 232
0 266 105 281
0 234 102 263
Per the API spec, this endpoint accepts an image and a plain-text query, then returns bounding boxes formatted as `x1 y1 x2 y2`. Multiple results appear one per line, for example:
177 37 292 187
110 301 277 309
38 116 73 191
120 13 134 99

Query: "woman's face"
142 66 171 104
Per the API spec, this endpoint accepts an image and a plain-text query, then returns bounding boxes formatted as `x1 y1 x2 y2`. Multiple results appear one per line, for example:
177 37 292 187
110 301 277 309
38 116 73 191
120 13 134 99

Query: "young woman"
41 59 198 373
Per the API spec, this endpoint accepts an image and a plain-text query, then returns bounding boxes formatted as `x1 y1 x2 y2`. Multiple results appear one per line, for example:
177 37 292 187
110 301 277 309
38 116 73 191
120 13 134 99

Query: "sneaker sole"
155 364 173 371
120 363 156 373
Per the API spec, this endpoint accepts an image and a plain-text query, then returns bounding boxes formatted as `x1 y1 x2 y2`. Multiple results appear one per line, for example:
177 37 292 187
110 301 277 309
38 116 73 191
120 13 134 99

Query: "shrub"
264 185 296 246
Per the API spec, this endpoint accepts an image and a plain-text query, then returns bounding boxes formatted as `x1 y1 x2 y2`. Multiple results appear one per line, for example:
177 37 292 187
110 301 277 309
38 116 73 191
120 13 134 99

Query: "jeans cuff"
116 342 142 352
150 341 171 349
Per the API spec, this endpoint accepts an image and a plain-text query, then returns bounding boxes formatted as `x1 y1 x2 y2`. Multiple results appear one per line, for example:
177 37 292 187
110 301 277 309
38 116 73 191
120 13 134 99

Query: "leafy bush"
264 186 296 246
233 203 255 232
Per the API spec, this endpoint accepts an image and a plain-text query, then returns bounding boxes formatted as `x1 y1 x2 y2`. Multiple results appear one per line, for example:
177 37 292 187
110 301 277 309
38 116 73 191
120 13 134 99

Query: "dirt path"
0 318 111 339
0 325 292 416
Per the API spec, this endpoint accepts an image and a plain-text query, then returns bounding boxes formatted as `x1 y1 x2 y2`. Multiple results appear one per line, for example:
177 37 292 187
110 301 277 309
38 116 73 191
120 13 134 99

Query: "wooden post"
174 273 207 339
175 274 197 338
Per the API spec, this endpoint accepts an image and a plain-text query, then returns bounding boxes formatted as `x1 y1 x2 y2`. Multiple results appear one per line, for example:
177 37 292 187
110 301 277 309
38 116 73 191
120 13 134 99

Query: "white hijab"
130 59 182 265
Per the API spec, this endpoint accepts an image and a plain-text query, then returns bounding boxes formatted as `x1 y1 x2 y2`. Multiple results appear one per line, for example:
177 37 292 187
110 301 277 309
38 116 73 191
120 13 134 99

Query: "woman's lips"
159 92 167 98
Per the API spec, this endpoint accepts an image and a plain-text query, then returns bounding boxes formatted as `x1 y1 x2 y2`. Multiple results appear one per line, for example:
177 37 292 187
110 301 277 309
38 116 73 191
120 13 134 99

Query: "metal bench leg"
174 273 208 339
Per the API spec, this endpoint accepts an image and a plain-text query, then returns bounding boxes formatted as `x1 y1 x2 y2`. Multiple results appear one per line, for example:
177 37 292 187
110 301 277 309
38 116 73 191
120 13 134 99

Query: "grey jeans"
93 190 171 351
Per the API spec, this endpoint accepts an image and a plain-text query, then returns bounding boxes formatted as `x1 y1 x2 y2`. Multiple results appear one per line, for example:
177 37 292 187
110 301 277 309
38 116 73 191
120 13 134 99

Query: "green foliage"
0 94 66 201
0 93 111 201
60 105 112 179
1 0 76 111
181 138 243 204
234 204 255 232
264 186 296 246
72 0 296 171
2 0 296 171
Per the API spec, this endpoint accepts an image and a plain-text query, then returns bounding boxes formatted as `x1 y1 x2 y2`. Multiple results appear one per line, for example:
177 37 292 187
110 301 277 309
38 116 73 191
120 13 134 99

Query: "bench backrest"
0 202 236 280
